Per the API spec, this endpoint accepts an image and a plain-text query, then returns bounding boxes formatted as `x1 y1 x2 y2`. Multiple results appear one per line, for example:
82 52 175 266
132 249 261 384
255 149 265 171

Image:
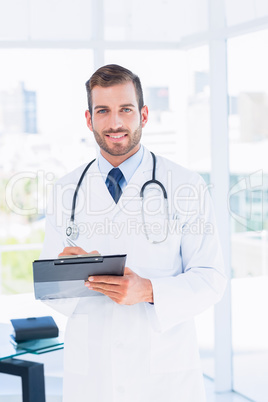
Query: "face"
85 81 148 166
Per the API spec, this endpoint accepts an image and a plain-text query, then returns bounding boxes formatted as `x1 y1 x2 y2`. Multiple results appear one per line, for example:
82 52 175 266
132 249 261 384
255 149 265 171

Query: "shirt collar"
98 145 144 184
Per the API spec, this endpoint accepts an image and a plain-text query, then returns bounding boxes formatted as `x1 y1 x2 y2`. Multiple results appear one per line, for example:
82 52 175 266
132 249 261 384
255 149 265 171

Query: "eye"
122 108 131 113
97 109 107 114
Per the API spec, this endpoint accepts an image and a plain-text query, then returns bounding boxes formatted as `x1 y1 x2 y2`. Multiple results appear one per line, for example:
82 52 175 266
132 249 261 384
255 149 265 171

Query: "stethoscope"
66 152 169 244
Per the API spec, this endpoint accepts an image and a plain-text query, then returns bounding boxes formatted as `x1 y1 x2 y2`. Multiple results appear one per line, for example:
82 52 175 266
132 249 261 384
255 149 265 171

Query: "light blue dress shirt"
98 145 144 191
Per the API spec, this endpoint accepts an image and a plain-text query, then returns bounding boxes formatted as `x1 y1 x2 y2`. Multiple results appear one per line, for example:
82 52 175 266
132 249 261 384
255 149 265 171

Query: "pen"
66 237 78 247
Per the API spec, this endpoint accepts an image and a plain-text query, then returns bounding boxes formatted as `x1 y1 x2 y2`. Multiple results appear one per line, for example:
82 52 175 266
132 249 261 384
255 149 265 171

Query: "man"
41 64 227 402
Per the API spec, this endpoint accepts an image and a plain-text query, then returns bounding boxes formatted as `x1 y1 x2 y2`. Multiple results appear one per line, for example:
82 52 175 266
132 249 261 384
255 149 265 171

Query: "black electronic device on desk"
0 322 63 402
33 254 126 300
10 316 59 343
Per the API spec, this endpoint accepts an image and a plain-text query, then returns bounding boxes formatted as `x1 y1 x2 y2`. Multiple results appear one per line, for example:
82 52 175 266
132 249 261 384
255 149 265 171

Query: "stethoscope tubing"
66 152 169 242
70 158 96 222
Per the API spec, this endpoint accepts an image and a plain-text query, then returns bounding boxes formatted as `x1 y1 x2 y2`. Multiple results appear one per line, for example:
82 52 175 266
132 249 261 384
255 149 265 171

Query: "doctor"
41 64 227 402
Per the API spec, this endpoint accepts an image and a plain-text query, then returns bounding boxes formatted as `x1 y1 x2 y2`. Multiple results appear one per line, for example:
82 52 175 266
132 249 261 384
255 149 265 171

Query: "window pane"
0 49 94 294
225 0 268 26
228 30 268 400
0 0 92 41
104 0 208 42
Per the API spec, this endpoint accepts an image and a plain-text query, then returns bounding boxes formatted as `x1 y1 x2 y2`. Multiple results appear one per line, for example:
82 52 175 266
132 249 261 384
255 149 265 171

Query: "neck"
100 145 140 167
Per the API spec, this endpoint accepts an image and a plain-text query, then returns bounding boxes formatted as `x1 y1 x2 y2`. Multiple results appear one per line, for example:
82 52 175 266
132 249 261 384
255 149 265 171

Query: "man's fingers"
88 267 132 283
89 250 101 255
58 247 86 256
88 275 123 284
58 248 99 257
84 284 125 303
85 283 121 294
124 267 132 275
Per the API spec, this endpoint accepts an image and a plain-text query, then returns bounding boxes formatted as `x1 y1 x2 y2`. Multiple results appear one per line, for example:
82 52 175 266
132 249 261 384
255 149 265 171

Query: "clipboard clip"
54 256 104 265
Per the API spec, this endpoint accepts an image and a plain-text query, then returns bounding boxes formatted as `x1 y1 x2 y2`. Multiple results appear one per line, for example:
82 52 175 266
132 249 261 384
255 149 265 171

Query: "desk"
0 323 64 402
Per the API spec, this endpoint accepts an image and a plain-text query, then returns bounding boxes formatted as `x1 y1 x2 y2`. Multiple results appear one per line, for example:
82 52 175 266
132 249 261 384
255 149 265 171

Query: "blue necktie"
106 168 124 203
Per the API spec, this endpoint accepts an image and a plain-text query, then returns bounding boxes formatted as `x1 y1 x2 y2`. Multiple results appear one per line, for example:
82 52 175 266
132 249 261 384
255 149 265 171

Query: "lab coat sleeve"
147 177 227 333
39 192 80 317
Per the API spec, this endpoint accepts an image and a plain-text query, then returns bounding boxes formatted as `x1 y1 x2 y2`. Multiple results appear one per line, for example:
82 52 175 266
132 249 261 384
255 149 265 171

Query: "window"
228 29 268 400
0 49 94 294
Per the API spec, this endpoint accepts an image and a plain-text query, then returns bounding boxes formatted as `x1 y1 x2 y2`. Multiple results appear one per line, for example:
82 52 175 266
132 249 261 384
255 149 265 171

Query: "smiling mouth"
106 134 127 139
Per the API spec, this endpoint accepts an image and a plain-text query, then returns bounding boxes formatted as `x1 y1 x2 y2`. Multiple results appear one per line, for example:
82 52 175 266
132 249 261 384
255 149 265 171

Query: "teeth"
109 135 125 139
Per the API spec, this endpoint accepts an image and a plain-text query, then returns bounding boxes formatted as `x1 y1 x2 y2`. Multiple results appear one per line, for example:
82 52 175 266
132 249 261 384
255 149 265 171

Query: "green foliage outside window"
0 229 44 295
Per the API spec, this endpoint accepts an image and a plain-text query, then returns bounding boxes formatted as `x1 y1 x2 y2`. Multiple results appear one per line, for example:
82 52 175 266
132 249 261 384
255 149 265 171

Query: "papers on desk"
9 334 64 354
33 254 126 300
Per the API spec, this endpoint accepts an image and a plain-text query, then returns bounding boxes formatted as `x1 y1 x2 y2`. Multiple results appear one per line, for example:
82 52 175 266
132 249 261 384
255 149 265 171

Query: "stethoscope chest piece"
66 221 79 240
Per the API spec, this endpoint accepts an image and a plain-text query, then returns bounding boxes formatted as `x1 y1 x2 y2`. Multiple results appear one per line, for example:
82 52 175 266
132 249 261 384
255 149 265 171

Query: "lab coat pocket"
64 313 89 375
142 219 182 273
150 321 201 373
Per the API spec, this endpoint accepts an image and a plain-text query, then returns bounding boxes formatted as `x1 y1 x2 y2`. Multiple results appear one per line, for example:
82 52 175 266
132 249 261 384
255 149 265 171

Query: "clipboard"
33 254 126 300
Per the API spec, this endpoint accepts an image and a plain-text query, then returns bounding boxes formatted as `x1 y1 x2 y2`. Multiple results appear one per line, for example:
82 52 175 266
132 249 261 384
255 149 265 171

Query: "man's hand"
84 267 154 305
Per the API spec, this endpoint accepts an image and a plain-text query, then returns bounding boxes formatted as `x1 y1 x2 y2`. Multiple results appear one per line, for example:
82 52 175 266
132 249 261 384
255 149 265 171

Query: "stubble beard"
92 122 142 157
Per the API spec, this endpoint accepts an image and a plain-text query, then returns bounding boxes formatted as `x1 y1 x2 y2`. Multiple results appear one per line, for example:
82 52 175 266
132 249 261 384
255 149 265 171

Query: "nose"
108 111 123 131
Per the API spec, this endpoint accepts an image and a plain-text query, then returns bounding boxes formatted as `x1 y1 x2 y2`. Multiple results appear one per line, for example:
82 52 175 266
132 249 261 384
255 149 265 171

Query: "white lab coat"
41 146 227 402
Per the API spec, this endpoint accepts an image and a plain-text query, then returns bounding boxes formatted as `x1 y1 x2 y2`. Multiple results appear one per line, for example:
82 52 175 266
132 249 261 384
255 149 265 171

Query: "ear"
85 110 93 132
141 105 149 128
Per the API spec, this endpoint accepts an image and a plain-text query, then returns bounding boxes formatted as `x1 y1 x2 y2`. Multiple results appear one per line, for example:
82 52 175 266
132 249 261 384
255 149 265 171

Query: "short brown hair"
85 64 144 115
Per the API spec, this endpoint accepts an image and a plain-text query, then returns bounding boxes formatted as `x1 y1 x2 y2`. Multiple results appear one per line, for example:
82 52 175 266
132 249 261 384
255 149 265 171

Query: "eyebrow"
120 103 135 108
94 103 135 110
94 105 108 110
